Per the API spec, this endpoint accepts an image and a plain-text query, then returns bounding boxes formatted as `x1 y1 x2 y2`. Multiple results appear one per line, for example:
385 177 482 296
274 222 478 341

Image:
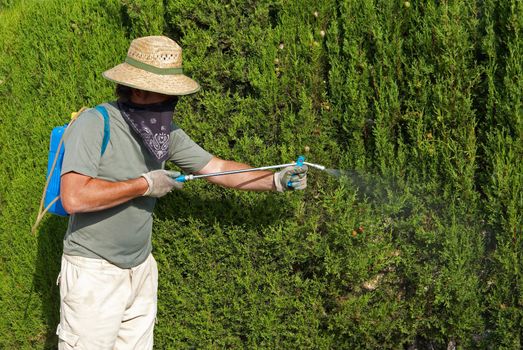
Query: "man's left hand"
274 165 308 192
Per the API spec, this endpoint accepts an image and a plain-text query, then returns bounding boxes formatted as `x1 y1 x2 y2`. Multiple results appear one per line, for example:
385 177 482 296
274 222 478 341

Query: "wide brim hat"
102 36 200 96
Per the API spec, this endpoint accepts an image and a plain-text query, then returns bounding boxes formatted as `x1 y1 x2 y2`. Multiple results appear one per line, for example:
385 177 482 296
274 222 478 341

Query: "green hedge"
0 0 521 348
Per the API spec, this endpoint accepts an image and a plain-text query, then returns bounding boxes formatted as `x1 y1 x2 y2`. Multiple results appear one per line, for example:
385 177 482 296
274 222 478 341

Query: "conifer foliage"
0 0 521 348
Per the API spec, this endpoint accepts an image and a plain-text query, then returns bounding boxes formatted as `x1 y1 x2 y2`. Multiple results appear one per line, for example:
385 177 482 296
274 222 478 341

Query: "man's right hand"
141 170 183 197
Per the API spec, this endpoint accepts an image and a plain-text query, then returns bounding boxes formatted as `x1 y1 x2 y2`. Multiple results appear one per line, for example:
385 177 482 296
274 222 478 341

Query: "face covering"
118 98 177 163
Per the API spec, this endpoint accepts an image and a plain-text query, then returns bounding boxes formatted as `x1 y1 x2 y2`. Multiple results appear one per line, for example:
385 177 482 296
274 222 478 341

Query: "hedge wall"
0 0 521 349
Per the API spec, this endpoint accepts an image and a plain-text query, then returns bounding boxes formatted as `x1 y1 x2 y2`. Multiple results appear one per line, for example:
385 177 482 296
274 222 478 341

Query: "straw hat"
102 36 200 95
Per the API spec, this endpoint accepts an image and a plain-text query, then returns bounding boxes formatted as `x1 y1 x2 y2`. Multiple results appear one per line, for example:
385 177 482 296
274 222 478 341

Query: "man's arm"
196 157 276 191
60 172 149 214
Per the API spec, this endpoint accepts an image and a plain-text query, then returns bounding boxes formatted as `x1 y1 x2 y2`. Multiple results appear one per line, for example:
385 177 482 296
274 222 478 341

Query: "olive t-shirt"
61 102 212 268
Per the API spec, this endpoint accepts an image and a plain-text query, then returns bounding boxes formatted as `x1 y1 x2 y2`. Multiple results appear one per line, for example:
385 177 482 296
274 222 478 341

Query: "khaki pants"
56 254 158 349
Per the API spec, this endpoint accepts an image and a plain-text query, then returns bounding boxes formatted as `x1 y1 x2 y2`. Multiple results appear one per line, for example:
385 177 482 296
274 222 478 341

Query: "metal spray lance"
173 156 326 186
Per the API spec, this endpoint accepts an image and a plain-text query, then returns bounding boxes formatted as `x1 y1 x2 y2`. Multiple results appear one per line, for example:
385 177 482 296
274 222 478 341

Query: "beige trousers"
56 254 158 349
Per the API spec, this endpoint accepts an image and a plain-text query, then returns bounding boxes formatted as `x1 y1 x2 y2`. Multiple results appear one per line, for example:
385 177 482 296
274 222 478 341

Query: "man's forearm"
199 158 276 191
61 173 149 214
206 168 275 190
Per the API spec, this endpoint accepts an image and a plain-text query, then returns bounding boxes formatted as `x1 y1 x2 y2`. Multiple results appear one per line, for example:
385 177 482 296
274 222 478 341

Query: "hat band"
125 56 184 75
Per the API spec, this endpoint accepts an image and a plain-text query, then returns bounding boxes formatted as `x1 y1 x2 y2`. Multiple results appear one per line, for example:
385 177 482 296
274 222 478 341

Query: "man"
56 36 307 349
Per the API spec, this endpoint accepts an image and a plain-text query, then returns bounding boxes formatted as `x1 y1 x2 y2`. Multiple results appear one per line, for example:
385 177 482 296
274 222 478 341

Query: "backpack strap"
94 105 110 155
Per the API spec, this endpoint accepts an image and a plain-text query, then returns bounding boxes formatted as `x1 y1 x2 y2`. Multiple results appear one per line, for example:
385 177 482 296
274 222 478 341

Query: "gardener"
56 35 308 349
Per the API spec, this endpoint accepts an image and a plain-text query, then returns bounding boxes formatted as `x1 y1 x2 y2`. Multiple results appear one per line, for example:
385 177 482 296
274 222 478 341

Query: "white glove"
141 170 183 197
274 165 308 192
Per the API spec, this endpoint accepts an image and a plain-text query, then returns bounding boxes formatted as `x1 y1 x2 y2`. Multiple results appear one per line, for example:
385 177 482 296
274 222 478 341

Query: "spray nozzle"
294 154 326 171
303 161 326 171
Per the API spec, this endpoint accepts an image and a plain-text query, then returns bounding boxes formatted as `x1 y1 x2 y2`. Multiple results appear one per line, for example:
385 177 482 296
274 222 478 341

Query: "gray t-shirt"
61 102 212 268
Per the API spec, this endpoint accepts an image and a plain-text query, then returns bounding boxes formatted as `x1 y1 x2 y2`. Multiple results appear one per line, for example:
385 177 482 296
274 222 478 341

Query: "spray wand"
173 156 326 184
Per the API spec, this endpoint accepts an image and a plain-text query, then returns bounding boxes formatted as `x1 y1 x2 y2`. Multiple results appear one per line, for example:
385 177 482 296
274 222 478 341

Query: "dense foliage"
0 0 521 348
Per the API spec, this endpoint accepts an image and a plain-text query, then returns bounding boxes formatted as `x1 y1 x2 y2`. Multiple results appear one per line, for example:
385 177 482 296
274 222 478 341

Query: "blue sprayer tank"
44 124 68 216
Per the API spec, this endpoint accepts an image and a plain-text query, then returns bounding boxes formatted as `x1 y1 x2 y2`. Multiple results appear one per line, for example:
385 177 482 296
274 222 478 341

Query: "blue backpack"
32 106 110 233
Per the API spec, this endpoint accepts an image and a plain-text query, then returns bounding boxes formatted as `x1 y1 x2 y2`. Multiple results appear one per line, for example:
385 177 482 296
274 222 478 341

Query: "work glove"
274 165 308 192
141 170 183 197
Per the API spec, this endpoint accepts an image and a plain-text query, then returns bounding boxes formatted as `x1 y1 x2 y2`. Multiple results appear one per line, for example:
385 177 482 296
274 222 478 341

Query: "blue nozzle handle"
287 155 306 188
175 175 187 182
